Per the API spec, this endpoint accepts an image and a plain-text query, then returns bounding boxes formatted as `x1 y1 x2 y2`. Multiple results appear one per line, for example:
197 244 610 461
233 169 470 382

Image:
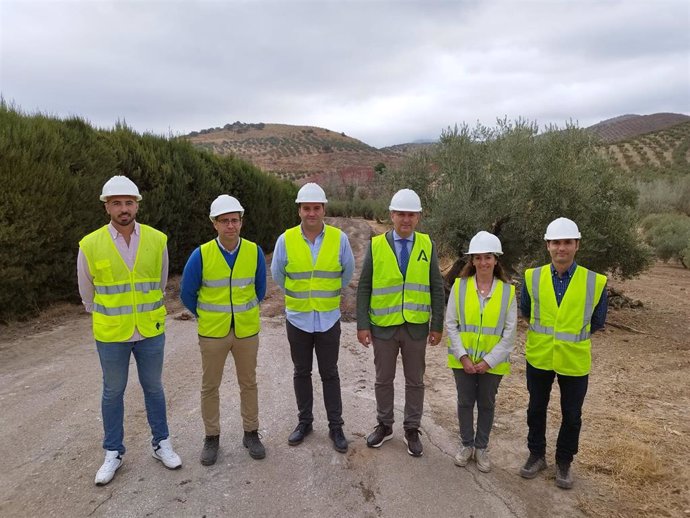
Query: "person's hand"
474 360 490 374
357 329 372 348
428 331 443 346
460 355 476 374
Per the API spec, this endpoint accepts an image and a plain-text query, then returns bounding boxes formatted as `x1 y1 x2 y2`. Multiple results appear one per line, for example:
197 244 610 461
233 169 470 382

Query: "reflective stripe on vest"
197 239 260 338
284 225 343 312
369 232 432 326
447 277 514 375
525 265 606 376
79 224 167 342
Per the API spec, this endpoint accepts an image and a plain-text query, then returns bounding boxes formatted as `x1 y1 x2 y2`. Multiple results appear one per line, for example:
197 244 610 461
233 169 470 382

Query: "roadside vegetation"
0 102 298 322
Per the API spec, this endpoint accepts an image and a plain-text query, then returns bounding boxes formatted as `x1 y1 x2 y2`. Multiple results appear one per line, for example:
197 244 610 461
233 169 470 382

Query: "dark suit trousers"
287 320 344 430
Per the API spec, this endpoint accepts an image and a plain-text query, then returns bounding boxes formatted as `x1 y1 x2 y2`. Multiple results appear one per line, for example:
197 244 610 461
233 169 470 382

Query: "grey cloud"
1 0 688 147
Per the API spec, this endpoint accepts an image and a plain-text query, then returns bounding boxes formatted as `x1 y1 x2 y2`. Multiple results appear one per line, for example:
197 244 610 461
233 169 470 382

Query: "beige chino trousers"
199 329 259 435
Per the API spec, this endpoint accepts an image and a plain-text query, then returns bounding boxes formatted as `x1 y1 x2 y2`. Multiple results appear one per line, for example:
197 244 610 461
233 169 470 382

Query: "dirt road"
1 217 688 517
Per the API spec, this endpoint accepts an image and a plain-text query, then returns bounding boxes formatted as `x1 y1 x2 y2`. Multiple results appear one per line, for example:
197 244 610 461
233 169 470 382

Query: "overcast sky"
1 0 688 147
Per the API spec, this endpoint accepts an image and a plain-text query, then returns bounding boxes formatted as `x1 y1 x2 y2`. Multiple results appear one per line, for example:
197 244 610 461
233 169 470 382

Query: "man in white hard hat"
180 195 268 465
78 175 182 486
356 188 445 457
271 182 355 453
518 217 608 489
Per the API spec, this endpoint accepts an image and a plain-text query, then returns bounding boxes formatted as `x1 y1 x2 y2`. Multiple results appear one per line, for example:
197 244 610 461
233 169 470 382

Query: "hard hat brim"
100 194 142 202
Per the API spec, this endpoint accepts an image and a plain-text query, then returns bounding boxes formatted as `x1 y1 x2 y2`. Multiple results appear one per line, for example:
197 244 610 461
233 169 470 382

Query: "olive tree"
388 119 651 279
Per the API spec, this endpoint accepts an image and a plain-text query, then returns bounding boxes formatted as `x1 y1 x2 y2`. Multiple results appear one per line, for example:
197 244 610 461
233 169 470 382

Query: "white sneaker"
152 438 182 469
475 448 491 473
95 450 123 486
454 446 474 467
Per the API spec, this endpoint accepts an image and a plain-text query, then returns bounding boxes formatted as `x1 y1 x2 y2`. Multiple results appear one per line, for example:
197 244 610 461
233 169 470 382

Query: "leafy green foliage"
641 213 690 267
388 119 652 278
0 102 297 321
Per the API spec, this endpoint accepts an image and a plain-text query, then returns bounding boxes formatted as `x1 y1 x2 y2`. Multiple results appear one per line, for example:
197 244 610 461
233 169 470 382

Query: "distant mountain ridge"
184 113 690 185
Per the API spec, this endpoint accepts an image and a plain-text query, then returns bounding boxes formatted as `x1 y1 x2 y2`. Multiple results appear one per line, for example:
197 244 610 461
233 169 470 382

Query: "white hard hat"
209 195 244 221
465 231 503 255
389 189 422 212
100 175 142 201
544 217 581 240
295 183 328 204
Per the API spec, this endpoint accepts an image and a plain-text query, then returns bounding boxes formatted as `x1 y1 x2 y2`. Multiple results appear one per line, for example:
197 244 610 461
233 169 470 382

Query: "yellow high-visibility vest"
447 277 514 375
79 224 166 342
197 239 260 338
369 232 432 327
284 225 342 312
525 264 607 376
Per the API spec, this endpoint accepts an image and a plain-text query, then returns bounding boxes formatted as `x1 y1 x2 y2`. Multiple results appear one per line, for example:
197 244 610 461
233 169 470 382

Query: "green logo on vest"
417 250 429 262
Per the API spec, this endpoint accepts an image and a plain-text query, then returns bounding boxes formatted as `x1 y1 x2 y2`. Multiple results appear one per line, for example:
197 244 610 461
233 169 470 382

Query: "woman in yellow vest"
445 231 516 473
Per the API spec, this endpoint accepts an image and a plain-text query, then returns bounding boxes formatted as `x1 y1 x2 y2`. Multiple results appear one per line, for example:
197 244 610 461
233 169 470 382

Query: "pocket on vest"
149 306 167 330
95 260 114 283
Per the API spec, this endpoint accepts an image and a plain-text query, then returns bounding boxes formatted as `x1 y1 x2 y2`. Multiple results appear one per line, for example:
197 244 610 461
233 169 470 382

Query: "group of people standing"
78 175 607 492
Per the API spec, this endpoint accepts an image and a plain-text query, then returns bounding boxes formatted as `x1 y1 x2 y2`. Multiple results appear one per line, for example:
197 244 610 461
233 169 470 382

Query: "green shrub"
641 213 690 266
328 198 388 220
637 177 690 217
0 102 297 321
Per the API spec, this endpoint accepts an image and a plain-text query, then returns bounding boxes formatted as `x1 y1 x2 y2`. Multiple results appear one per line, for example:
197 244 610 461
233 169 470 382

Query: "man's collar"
108 221 139 239
551 261 578 277
392 230 414 241
300 223 325 239
216 237 241 253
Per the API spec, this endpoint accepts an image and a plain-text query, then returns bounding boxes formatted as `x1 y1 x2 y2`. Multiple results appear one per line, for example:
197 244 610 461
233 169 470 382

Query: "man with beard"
78 176 181 486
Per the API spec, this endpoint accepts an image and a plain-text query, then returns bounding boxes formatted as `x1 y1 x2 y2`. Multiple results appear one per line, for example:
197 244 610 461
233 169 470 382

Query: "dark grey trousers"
453 369 503 449
372 326 427 430
287 320 344 429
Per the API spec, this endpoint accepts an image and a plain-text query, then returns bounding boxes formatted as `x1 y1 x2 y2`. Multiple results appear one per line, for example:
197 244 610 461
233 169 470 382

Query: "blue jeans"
96 334 169 454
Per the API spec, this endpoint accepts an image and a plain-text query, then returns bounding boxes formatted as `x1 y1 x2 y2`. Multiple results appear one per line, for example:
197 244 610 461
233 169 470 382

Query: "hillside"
599 120 690 177
186 122 406 186
184 114 690 189
587 112 690 143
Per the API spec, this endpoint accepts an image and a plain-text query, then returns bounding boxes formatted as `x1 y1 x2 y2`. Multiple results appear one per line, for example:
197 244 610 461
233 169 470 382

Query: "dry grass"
577 409 690 517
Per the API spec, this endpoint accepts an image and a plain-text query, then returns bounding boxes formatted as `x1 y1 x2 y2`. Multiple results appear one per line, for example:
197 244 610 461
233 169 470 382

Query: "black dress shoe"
288 423 313 446
329 427 348 453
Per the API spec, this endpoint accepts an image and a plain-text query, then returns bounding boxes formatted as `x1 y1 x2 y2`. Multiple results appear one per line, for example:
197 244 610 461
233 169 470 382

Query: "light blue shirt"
271 224 355 333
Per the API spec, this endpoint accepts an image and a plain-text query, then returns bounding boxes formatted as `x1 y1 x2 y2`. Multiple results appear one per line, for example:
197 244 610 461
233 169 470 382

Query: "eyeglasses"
216 217 242 226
